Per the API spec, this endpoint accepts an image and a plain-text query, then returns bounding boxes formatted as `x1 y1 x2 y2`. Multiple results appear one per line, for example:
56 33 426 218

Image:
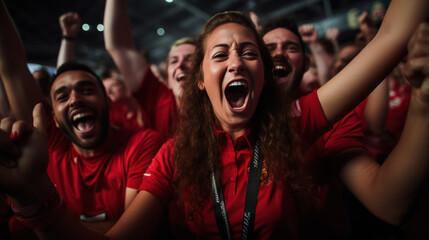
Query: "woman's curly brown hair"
173 11 314 217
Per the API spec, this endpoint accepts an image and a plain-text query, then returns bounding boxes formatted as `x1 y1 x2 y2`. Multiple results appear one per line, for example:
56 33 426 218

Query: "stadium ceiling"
5 0 387 71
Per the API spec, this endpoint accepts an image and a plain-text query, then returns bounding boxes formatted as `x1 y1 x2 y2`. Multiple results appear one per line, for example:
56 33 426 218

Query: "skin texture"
167 43 196 103
50 70 109 155
263 28 308 95
200 23 265 140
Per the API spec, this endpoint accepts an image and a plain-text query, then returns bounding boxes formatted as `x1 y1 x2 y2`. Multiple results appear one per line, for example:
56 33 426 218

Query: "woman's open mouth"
225 80 249 111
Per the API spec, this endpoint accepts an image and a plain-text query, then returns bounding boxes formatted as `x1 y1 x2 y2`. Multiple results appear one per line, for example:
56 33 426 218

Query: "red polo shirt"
132 68 178 142
139 90 330 239
301 108 365 238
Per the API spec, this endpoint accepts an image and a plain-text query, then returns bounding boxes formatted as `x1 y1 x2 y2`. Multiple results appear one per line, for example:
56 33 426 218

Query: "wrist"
409 88 429 116
62 35 75 41
10 184 66 231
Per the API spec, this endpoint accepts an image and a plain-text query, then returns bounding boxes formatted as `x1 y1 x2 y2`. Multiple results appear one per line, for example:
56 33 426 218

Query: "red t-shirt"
132 68 178 142
139 90 330 239
109 101 151 131
301 109 365 238
46 115 163 221
9 103 163 236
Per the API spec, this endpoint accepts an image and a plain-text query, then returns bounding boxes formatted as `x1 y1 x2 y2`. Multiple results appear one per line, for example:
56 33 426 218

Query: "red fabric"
109 101 150 131
292 89 332 149
132 68 178 142
46 117 163 221
301 109 365 238
139 91 329 239
9 103 163 236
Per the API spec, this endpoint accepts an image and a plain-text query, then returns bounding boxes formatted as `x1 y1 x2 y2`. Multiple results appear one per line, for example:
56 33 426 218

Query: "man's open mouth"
273 64 291 78
71 112 96 134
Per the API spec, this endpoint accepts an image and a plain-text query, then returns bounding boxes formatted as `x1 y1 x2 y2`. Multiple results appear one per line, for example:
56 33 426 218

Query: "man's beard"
275 68 305 98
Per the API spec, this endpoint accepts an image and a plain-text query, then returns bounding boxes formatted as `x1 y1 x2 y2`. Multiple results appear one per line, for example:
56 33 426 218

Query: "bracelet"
62 35 75 41
11 187 66 230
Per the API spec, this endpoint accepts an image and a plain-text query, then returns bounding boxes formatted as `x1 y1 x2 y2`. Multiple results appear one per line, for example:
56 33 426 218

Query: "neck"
73 145 97 157
225 127 247 144
175 96 181 109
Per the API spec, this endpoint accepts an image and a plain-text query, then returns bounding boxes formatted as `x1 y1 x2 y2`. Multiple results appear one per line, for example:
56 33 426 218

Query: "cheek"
167 65 175 77
253 62 265 87
289 54 304 69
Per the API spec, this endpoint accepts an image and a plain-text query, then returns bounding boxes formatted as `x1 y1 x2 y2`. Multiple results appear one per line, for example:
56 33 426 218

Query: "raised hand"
249 11 261 33
299 24 318 44
59 12 81 38
325 27 339 42
358 11 378 43
405 22 429 100
0 103 50 205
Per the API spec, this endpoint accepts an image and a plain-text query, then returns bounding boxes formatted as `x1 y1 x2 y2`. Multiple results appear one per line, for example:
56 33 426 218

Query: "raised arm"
104 0 147 92
335 23 429 225
317 0 429 125
299 24 330 85
0 0 43 123
325 27 339 59
57 12 81 68
363 78 389 134
0 76 12 118
358 11 378 45
357 10 389 134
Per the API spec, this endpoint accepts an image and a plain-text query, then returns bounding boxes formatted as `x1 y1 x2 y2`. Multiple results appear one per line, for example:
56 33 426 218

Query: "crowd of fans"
0 0 429 239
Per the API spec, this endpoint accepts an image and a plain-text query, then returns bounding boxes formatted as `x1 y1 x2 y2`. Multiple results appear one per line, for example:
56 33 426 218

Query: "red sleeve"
138 140 176 207
124 129 164 189
319 109 365 157
354 98 369 133
293 90 332 149
133 68 178 141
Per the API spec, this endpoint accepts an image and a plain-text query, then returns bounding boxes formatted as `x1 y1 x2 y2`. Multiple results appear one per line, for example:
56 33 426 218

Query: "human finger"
32 103 47 134
0 117 14 136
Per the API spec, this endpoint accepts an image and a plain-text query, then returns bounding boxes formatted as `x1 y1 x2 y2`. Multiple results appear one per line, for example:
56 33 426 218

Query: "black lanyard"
210 140 263 240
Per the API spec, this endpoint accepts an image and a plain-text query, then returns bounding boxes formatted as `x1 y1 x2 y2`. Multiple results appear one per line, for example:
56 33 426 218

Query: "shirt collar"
214 127 255 151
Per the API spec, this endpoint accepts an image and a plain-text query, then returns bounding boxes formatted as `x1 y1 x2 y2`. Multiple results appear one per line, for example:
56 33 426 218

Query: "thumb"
32 103 47 133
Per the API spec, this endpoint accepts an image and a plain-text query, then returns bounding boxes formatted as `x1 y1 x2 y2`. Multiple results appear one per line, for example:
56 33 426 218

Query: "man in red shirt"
0 9 164 234
103 0 195 141
260 15 376 238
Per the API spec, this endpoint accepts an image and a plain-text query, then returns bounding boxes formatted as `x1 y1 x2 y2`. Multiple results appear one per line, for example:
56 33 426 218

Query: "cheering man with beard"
261 16 395 239
0 3 164 235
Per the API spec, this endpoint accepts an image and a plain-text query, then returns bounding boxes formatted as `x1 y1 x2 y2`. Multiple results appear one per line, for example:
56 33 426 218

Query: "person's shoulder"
130 127 164 141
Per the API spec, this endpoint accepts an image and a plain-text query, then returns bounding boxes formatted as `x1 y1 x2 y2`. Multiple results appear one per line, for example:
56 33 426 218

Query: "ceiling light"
157 27 165 36
82 23 90 31
97 24 104 32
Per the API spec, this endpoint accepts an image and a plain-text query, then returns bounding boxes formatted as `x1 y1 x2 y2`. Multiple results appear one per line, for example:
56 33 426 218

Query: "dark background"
4 0 389 72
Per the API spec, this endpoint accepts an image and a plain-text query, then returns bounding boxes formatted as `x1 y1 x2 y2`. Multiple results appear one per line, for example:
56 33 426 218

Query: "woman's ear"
198 80 205 90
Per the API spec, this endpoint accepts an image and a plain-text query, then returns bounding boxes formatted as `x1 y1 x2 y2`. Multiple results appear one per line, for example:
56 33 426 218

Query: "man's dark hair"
54 61 107 98
260 15 305 52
